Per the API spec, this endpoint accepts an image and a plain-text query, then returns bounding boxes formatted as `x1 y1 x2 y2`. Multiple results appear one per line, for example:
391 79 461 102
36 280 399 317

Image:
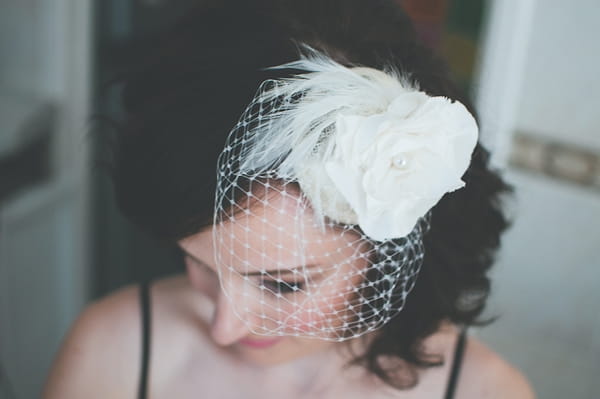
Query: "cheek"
283 282 359 334
284 310 316 333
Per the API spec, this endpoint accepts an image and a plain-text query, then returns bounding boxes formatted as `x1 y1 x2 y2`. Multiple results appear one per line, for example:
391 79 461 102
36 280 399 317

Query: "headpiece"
213 47 478 341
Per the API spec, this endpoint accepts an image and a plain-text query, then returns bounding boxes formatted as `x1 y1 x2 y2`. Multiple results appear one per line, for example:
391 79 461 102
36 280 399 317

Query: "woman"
44 0 535 397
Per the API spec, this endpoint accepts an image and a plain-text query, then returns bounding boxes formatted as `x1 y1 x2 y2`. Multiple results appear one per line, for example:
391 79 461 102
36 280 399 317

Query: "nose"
210 290 251 346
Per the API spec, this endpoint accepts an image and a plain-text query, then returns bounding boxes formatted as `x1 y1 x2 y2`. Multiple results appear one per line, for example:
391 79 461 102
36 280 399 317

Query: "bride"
44 1 534 398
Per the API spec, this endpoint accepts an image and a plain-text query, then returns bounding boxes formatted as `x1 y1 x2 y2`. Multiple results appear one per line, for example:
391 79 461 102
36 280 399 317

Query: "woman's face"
179 188 372 365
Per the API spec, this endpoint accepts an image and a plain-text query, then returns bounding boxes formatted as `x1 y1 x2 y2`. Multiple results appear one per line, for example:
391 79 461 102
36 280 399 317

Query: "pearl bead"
392 155 408 169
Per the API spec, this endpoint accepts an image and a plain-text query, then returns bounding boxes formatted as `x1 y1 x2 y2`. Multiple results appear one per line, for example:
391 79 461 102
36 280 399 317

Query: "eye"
261 279 304 295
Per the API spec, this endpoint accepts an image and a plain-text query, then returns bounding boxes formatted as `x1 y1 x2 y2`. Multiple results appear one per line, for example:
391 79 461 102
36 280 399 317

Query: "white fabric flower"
230 50 479 242
302 91 478 241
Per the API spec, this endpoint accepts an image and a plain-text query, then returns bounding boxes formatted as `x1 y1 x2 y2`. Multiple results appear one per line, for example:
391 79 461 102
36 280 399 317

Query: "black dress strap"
443 327 468 399
138 280 152 399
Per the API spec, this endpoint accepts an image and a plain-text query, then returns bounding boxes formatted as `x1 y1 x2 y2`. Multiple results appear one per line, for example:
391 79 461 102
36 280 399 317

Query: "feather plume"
238 46 417 176
229 46 420 225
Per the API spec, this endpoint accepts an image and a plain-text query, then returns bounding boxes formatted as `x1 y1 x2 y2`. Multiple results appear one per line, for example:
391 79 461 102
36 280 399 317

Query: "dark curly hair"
108 0 512 390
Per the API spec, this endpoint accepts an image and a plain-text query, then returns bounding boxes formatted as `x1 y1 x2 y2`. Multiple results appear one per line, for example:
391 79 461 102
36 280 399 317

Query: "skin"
43 274 535 398
205 185 374 349
43 191 536 398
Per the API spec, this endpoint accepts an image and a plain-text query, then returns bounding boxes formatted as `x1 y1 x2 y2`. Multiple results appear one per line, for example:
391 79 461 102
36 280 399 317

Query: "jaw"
231 335 337 367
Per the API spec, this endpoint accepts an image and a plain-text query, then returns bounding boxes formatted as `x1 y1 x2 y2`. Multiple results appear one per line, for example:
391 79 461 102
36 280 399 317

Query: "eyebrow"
180 249 321 276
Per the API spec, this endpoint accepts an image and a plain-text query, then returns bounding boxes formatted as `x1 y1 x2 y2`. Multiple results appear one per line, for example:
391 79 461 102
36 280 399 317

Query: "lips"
238 336 283 349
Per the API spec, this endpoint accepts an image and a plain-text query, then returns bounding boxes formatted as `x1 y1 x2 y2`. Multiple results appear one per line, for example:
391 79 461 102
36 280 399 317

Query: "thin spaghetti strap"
443 326 468 399
138 280 152 399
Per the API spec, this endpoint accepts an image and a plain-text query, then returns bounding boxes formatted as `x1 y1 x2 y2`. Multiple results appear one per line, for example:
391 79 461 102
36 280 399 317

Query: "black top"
138 279 152 399
444 326 467 399
137 280 467 399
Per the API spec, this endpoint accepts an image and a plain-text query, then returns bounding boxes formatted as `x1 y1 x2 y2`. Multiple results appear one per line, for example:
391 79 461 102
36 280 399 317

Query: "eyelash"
185 255 307 295
261 279 304 294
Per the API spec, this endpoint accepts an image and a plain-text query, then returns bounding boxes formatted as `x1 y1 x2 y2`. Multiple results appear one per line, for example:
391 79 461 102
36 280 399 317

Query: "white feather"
229 46 421 227
237 46 416 170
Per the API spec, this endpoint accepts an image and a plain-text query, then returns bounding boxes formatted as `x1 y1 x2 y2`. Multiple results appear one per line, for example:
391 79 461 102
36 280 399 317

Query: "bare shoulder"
43 281 143 398
457 334 536 399
43 275 196 399
343 325 535 399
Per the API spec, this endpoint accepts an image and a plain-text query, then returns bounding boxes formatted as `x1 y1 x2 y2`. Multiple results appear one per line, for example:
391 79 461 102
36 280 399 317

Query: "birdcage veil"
212 46 478 341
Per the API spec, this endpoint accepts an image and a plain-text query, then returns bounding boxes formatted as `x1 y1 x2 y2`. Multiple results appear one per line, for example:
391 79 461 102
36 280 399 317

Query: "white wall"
478 169 600 398
0 1 93 398
515 0 600 150
476 1 600 397
474 0 536 167
0 0 66 97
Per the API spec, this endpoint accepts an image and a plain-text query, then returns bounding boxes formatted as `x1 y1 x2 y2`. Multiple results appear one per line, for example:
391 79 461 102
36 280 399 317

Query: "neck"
240 337 368 396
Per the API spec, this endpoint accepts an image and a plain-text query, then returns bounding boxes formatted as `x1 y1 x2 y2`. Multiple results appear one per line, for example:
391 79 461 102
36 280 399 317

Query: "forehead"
182 186 366 272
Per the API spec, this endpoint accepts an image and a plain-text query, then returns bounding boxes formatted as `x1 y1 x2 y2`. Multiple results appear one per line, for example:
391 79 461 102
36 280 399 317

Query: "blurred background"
0 0 598 398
